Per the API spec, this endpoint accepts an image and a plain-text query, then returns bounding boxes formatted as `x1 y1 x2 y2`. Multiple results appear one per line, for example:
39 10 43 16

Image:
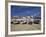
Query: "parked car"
13 21 20 24
28 21 32 24
33 16 41 24
34 19 40 24
22 20 27 24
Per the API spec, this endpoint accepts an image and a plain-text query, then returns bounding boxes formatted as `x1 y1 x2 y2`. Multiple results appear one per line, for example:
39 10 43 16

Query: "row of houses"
11 16 41 24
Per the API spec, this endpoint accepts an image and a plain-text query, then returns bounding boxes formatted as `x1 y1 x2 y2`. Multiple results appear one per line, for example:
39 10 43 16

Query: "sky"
11 5 41 17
